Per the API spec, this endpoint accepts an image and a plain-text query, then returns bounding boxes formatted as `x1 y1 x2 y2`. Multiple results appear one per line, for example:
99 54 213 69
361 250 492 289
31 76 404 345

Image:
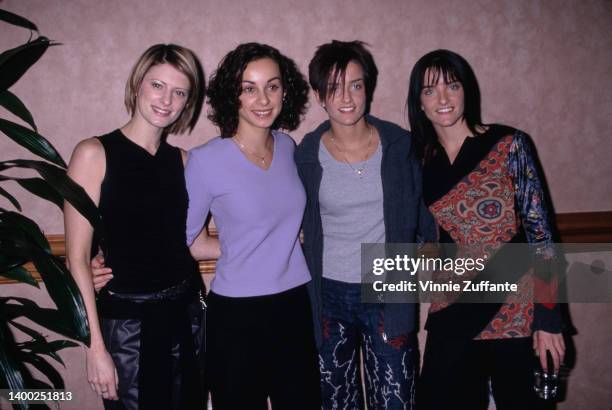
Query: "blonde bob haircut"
125 44 205 135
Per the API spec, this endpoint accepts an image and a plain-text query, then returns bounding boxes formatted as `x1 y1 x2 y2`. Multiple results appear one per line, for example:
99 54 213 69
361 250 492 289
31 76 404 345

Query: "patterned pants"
319 278 418 410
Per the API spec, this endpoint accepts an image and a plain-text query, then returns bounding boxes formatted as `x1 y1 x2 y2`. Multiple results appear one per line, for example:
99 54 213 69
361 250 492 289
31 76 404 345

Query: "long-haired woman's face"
237 58 284 133
419 68 465 131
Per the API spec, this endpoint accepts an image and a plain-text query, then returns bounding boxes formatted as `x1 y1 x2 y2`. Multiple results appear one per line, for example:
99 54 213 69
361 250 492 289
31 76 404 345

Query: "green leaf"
0 266 38 287
2 298 85 342
0 224 87 342
0 159 102 230
0 183 21 210
0 9 38 31
0 252 26 273
0 209 52 254
0 230 90 344
18 339 78 367
0 119 66 168
9 319 45 342
0 174 66 210
0 36 56 90
16 177 64 209
0 89 37 130
2 228 89 342
0 318 27 394
32 256 90 343
18 352 64 389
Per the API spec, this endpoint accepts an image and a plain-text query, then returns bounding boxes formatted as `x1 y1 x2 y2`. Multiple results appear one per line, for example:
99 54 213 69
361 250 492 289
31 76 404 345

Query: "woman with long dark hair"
407 49 565 409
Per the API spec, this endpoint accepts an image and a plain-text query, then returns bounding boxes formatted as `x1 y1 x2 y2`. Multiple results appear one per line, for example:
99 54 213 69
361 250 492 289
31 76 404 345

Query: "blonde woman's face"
135 63 191 130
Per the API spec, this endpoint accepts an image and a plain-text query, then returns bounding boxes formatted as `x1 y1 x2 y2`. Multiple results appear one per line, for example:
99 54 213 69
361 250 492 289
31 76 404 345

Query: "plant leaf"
32 256 90 343
0 9 38 31
9 319 45 342
0 36 56 90
18 352 64 389
0 183 21 210
0 176 64 210
18 339 78 367
16 177 64 209
0 89 37 130
0 266 38 287
0 318 27 395
0 159 102 230
0 229 90 344
2 297 84 342
0 252 27 273
0 119 66 168
0 209 52 254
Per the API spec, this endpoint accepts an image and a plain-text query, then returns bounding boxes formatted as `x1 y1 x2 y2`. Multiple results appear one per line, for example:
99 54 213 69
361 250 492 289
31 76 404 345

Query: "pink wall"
1 0 612 234
1 0 612 409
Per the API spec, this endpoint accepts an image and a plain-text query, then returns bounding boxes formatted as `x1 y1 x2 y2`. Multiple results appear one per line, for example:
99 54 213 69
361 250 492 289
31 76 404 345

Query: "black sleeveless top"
97 130 198 293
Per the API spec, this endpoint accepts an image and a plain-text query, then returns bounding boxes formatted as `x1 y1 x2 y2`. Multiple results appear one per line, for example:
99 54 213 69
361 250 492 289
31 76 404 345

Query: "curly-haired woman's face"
237 58 284 134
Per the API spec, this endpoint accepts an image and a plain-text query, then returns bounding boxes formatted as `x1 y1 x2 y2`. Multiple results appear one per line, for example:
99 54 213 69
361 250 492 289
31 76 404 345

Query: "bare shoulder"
70 137 105 163
68 137 106 182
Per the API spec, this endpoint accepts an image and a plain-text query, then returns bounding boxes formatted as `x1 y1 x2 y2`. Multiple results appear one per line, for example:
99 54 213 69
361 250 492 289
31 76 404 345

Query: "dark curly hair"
207 43 309 138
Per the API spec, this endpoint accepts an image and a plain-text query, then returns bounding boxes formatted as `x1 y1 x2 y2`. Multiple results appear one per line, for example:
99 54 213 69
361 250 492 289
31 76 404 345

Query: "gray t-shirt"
319 141 385 283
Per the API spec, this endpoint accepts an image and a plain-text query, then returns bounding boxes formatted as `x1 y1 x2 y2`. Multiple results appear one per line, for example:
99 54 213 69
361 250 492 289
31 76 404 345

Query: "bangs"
423 63 459 87
319 58 351 100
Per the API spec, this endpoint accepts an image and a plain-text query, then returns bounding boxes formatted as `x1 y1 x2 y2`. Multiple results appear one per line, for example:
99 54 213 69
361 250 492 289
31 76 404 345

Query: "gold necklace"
329 124 374 178
233 134 271 165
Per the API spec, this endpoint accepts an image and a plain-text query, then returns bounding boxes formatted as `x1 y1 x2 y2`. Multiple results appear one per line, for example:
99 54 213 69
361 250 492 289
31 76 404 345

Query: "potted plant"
0 9 101 409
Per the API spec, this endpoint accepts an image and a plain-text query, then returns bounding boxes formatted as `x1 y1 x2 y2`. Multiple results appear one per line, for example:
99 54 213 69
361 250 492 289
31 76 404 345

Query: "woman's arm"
509 131 565 372
183 148 219 260
64 138 118 400
189 226 221 260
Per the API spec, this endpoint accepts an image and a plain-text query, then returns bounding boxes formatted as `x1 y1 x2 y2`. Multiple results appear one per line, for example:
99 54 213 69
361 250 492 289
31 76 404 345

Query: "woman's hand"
91 254 113 292
533 330 565 373
86 344 119 400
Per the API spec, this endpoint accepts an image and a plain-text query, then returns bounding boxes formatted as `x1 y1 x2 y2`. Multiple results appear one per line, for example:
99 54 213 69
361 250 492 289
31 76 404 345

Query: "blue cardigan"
295 115 436 347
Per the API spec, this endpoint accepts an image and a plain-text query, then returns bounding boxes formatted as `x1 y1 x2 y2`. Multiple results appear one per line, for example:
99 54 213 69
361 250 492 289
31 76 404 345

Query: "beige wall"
1 0 612 234
1 0 611 409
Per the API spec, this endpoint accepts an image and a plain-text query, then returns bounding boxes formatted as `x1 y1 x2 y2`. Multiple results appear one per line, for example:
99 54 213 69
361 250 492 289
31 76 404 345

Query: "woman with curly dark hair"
184 43 320 409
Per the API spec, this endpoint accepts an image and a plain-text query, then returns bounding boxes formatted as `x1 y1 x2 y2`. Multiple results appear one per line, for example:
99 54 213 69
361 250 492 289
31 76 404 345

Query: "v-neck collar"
424 125 504 206
117 129 165 158
230 131 277 172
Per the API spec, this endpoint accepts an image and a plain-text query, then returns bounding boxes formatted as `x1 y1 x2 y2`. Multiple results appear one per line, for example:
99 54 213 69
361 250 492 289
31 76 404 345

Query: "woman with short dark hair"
407 49 565 409
296 40 435 410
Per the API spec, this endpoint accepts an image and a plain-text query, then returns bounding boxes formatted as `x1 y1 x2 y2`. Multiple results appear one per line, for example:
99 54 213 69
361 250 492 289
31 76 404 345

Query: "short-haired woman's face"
320 61 367 127
237 57 284 134
135 63 191 130
420 68 465 131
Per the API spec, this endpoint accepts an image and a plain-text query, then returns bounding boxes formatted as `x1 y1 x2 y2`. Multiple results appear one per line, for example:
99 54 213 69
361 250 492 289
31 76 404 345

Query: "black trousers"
100 283 206 410
206 285 321 410
418 333 554 410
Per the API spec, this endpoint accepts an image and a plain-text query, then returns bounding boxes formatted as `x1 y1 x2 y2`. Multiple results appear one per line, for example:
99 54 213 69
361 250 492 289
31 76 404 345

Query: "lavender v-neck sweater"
185 131 311 297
